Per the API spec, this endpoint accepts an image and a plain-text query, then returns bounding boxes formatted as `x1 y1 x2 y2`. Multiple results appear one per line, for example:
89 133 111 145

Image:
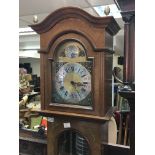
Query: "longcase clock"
30 7 120 155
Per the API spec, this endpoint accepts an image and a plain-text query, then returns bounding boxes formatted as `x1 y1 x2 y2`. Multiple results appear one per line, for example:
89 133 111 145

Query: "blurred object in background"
19 68 32 95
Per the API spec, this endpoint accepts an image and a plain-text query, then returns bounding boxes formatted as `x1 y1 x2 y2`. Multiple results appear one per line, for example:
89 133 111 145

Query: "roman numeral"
60 86 64 90
81 74 86 77
76 91 81 98
64 91 68 96
65 66 75 73
65 67 70 73
77 68 81 73
70 66 74 71
81 88 86 92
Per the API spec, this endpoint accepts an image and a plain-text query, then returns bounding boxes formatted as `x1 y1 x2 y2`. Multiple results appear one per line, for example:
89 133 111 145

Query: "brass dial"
55 63 91 103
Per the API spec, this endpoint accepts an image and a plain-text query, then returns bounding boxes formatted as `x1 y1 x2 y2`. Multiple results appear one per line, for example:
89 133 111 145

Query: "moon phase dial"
65 45 79 58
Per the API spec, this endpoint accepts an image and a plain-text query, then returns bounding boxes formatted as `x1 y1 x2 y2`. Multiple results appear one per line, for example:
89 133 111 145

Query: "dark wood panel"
47 117 109 155
19 140 47 155
102 143 130 155
19 129 47 155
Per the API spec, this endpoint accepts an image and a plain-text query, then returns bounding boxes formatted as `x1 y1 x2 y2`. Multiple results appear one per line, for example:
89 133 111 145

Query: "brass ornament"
33 15 38 23
104 6 110 16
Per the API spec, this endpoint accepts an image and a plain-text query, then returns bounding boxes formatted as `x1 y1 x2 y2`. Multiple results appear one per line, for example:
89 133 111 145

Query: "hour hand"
70 81 76 86
70 81 79 88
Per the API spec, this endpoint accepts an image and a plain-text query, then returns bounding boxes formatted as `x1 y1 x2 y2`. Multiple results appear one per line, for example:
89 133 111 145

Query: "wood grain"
30 7 120 155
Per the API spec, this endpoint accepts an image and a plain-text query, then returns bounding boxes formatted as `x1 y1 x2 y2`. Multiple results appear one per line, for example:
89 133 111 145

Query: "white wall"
113 29 124 56
19 58 40 76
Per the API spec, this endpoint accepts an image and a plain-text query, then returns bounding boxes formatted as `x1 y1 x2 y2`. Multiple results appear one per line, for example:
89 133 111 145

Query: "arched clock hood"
30 7 120 35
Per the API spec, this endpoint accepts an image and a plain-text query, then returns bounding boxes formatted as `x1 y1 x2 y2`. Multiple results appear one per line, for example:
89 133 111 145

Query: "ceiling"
19 0 124 57
19 0 118 27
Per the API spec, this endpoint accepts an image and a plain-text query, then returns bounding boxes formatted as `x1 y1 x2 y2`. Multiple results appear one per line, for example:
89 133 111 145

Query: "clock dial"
55 63 91 104
51 40 93 107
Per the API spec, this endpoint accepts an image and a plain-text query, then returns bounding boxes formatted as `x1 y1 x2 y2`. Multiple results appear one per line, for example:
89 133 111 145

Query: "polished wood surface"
115 0 135 84
30 7 120 35
102 143 130 155
47 116 109 155
122 12 135 84
30 7 120 117
33 109 109 121
30 7 120 155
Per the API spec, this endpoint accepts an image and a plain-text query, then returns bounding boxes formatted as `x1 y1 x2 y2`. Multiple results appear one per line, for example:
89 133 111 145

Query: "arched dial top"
51 40 93 108
54 40 87 62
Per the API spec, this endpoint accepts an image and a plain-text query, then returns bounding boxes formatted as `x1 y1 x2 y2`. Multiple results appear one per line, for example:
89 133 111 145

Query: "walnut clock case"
30 7 120 155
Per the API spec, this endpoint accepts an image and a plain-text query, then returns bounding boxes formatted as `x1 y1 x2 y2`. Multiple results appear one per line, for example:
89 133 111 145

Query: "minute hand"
76 82 88 87
70 81 88 87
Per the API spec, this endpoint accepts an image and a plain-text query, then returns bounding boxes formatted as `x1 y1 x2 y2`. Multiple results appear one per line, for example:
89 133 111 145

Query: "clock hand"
70 81 87 87
76 82 85 87
70 81 76 86
70 81 81 98
83 82 88 84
